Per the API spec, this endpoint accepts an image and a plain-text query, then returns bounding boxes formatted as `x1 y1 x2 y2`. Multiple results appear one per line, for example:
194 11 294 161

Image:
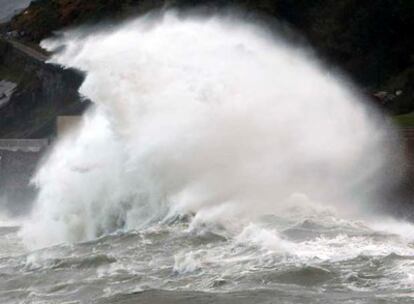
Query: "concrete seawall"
0 139 49 215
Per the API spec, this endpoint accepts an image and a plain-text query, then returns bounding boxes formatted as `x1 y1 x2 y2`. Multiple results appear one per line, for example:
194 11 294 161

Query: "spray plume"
22 12 402 248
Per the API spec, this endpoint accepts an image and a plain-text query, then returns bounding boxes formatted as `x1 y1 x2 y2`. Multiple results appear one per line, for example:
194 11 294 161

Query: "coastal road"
7 39 49 62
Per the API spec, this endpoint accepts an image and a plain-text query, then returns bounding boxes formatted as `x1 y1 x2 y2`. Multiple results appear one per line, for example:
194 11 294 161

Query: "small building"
56 115 82 138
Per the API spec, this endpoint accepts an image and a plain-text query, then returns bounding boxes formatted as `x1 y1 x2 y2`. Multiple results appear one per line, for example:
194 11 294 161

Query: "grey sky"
0 0 32 23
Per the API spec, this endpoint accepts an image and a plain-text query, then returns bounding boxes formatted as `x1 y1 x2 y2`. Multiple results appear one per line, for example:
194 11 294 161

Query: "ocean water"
2 213 414 303
1 12 413 304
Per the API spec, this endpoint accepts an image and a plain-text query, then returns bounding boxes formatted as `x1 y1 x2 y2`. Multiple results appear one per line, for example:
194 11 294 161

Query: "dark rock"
0 38 89 138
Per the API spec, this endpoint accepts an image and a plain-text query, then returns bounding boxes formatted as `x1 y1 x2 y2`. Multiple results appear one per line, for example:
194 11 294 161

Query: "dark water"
1 213 414 304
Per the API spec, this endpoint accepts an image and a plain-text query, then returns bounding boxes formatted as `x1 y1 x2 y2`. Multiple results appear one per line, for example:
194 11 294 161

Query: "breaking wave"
22 12 402 249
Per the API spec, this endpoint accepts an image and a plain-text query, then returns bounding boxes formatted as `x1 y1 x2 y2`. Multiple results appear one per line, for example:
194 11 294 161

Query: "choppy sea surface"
1 211 414 304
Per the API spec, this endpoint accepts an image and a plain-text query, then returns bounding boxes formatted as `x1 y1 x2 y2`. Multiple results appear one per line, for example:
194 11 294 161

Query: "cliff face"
0 38 88 138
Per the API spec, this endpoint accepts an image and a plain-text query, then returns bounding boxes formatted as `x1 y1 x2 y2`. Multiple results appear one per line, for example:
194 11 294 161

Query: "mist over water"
21 13 402 247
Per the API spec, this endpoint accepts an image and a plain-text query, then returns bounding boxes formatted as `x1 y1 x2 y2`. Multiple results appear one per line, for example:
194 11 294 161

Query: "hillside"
3 0 413 114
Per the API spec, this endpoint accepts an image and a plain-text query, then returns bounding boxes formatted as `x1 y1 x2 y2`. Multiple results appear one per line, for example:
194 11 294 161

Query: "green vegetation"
385 67 414 114
394 113 414 128
0 66 24 83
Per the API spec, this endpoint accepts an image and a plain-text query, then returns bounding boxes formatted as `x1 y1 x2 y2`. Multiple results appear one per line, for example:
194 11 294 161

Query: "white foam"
22 12 402 248
174 251 202 274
